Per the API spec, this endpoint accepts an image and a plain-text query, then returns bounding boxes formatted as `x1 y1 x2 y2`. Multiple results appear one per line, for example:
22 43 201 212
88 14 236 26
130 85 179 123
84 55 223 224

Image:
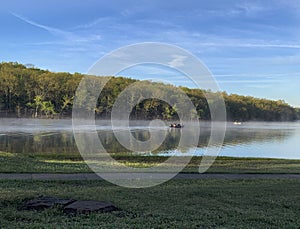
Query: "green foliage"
0 62 299 121
222 92 298 121
27 95 56 118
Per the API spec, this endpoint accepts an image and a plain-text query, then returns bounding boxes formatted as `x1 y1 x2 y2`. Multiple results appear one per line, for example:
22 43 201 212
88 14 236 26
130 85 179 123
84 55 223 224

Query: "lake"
0 118 299 159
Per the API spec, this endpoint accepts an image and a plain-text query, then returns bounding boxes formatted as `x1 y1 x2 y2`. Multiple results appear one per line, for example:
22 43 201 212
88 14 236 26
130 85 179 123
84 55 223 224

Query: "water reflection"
0 119 299 159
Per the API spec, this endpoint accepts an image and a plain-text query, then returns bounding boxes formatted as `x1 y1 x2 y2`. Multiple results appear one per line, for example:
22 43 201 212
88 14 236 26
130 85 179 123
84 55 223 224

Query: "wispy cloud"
235 2 266 16
195 1 270 18
169 79 284 84
10 12 72 39
10 11 101 44
71 17 112 30
191 41 300 49
168 55 187 68
214 72 300 78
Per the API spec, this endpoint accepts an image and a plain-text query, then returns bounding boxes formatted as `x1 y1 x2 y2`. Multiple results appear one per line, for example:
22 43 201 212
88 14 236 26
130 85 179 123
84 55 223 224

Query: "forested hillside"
0 62 299 121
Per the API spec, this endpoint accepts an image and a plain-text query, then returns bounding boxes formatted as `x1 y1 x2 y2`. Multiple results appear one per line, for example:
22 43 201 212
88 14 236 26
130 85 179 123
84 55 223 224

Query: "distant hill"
0 62 299 121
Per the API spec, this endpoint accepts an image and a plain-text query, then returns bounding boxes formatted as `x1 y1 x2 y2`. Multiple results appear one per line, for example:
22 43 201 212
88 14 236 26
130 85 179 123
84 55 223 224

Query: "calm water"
0 118 299 159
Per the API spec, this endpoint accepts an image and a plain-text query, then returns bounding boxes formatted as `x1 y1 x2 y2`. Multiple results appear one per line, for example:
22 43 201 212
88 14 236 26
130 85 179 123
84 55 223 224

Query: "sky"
1 0 300 106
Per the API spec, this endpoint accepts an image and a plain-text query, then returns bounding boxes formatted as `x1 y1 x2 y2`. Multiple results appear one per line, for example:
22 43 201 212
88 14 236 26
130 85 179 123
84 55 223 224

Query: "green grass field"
1 151 300 174
1 151 300 228
0 179 299 228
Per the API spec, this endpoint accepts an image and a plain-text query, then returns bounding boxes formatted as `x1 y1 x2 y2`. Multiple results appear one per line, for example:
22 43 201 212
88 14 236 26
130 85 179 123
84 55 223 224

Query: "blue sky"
1 0 300 106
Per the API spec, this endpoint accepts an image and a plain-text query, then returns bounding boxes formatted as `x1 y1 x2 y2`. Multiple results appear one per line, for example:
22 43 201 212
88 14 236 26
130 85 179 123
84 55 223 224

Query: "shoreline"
1 116 300 122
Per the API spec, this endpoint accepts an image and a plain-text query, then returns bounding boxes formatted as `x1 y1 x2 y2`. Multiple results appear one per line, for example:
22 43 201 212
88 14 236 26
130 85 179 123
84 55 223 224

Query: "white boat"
233 121 242 125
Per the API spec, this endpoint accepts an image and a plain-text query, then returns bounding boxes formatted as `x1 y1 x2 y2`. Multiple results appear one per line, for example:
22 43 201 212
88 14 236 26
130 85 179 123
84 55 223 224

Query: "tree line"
0 62 299 121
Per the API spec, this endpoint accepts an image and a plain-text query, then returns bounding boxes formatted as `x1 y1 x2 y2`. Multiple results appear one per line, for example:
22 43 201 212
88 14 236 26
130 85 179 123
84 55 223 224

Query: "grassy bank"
1 151 300 173
0 179 299 228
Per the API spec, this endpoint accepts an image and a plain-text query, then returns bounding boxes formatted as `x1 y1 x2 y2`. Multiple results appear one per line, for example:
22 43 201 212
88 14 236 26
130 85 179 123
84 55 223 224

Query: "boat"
233 121 242 125
169 123 184 128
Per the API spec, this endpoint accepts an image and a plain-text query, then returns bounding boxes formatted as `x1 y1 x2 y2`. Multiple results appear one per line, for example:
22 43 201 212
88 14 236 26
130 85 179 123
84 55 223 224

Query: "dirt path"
0 173 299 180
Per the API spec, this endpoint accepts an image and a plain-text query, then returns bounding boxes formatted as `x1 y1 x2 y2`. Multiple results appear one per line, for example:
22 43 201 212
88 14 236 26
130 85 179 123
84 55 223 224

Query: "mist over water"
0 118 299 159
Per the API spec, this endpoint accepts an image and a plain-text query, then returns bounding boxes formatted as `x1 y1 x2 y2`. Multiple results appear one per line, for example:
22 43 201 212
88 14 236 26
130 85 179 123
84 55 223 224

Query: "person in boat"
169 123 183 128
170 123 177 127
